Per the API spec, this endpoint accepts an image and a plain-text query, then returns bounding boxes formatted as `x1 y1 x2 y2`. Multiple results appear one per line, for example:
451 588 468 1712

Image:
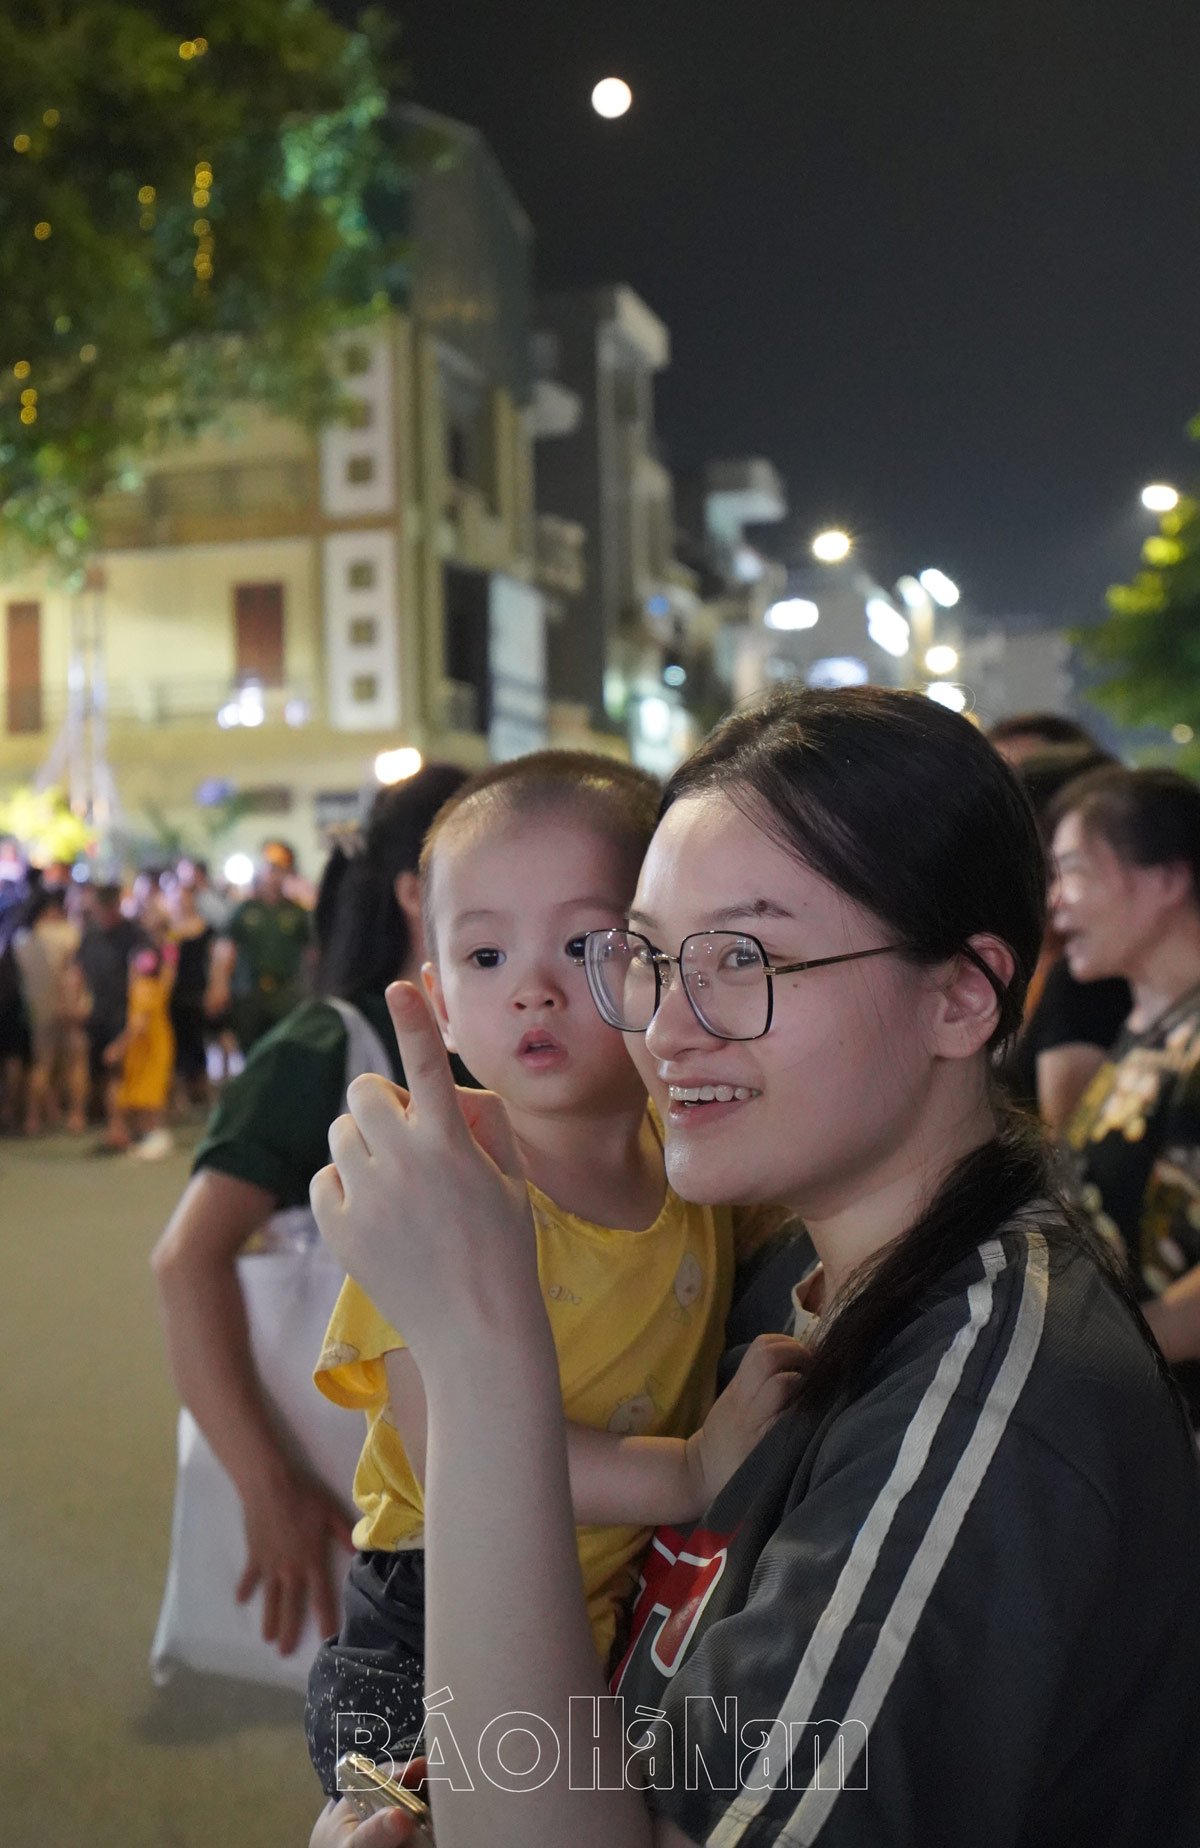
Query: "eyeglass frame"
582 927 907 1043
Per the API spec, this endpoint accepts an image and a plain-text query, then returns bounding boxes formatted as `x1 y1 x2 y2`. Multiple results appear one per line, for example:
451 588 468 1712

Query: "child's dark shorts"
305 1547 427 1799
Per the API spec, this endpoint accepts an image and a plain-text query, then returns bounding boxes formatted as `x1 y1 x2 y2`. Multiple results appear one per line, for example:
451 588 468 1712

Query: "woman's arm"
151 1170 354 1650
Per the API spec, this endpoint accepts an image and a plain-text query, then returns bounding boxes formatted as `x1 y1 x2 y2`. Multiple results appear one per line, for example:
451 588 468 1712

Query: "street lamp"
1142 483 1180 514
812 529 852 564
918 568 960 608
865 597 910 658
374 746 423 785
925 644 959 676
764 597 819 631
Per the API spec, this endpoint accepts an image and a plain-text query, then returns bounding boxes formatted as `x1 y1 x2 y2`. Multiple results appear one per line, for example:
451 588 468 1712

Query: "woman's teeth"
668 1084 760 1105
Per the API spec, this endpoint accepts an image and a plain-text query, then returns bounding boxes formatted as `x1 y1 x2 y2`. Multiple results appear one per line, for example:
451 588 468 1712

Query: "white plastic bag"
149 1000 389 1693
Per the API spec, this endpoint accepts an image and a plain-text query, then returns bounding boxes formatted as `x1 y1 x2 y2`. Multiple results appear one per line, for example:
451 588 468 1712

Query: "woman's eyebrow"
628 898 796 930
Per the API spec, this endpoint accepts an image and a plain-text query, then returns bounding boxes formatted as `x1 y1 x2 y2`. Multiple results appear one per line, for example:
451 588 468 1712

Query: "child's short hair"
420 750 661 958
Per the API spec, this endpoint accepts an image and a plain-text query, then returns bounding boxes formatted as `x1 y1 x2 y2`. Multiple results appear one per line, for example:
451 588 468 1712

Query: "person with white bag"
150 765 469 1689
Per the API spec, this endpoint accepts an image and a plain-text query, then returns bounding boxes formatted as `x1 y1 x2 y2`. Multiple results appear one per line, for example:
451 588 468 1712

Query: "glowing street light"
224 852 255 887
374 746 424 785
865 598 910 658
1142 483 1180 514
592 78 633 118
812 529 852 564
927 682 967 713
764 597 819 631
918 568 960 608
925 644 959 676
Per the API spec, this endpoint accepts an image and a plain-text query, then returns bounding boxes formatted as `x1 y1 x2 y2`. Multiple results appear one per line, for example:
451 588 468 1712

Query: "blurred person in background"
205 840 313 1052
177 855 232 933
12 886 90 1135
1053 766 1200 1416
103 938 177 1160
151 766 469 1658
1000 744 1131 1129
989 709 1101 769
165 871 215 1111
79 883 147 1140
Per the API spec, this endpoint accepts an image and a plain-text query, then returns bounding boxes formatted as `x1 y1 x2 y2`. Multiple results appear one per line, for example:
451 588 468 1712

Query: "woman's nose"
644 964 710 1059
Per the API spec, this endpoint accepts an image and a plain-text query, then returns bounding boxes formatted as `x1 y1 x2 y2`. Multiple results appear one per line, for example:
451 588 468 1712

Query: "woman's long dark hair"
663 686 1182 1419
316 763 468 1000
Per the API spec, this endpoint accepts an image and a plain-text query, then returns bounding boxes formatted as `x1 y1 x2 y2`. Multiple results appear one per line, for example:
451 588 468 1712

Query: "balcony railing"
3 676 320 739
95 460 317 547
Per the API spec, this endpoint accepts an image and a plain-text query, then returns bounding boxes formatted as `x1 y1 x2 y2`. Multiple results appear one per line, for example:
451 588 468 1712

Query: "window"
346 398 374 430
233 583 285 687
5 601 41 734
346 455 375 485
349 617 378 647
344 343 372 377
352 674 379 702
348 560 377 590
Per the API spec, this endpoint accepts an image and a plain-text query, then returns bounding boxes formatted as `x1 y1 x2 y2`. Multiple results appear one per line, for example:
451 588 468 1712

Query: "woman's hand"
684 1332 811 1505
235 1469 355 1654
310 982 539 1378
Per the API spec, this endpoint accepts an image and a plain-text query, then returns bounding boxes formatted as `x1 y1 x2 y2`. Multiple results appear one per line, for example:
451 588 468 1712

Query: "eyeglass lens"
587 930 770 1039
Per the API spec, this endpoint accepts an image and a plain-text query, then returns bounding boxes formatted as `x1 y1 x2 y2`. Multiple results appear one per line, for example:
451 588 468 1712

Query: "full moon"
592 77 633 119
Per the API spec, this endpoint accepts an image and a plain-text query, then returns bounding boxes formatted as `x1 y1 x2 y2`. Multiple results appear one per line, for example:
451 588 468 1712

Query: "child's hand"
685 1333 811 1506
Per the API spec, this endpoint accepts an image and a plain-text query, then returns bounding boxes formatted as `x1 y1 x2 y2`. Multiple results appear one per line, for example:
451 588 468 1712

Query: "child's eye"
565 935 588 964
468 948 504 969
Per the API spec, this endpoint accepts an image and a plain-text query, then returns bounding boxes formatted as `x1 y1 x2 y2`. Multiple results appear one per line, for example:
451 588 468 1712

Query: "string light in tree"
13 133 30 153
42 109 60 127
13 361 31 380
34 222 51 240
193 161 215 290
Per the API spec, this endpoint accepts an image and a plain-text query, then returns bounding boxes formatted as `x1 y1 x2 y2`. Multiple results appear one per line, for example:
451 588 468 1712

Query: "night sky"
393 0 1200 623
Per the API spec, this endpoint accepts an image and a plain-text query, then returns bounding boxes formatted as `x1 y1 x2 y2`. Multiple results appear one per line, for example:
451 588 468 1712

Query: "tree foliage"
1076 419 1200 736
0 0 409 576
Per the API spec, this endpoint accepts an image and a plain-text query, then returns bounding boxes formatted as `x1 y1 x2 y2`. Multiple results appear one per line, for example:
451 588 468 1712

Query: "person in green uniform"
152 765 469 1659
206 841 314 1052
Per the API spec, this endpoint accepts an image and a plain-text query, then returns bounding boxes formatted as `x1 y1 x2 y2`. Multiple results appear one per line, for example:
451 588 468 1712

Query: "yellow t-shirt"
315 1169 735 1666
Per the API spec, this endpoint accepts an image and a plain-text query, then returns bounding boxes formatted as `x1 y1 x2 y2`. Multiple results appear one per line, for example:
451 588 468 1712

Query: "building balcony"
534 515 586 595
95 460 318 550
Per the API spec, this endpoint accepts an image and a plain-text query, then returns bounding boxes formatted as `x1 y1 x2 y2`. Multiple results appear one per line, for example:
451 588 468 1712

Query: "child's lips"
517 1029 567 1063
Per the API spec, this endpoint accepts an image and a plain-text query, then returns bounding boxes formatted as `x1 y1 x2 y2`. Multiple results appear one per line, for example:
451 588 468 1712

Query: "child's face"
424 812 646 1119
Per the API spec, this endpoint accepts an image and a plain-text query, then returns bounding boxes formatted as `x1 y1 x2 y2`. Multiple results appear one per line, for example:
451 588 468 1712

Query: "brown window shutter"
233 583 285 687
6 601 42 734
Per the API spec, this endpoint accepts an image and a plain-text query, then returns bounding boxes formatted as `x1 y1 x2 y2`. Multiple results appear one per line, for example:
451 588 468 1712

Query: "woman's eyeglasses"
582 928 904 1042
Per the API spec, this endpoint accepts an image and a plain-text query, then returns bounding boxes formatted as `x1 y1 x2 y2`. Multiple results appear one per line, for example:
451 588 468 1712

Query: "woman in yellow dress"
105 942 177 1159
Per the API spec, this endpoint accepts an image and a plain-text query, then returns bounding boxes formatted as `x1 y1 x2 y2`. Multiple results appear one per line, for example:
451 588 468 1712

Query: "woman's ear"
421 960 457 1053
394 870 425 966
928 934 1015 1061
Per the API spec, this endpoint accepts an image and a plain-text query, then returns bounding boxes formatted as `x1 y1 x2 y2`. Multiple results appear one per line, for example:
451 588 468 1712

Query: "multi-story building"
0 106 567 867
534 286 684 763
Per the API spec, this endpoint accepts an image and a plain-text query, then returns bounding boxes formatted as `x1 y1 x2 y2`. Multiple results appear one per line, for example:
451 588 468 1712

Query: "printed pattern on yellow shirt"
315 1176 735 1667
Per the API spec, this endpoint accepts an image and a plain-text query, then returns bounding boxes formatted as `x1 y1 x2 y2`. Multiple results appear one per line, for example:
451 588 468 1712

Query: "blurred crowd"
0 836 315 1158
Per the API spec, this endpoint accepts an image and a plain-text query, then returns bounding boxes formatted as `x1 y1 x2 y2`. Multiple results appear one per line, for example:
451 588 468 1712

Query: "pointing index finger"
385 981 461 1129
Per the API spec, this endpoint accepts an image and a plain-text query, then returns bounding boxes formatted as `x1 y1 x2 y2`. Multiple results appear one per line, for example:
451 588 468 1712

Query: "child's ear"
421 960 457 1053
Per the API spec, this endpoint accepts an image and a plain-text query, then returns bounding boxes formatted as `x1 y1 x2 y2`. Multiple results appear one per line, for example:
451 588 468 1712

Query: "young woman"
1052 765 1200 1408
312 690 1200 1848
151 763 467 1659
